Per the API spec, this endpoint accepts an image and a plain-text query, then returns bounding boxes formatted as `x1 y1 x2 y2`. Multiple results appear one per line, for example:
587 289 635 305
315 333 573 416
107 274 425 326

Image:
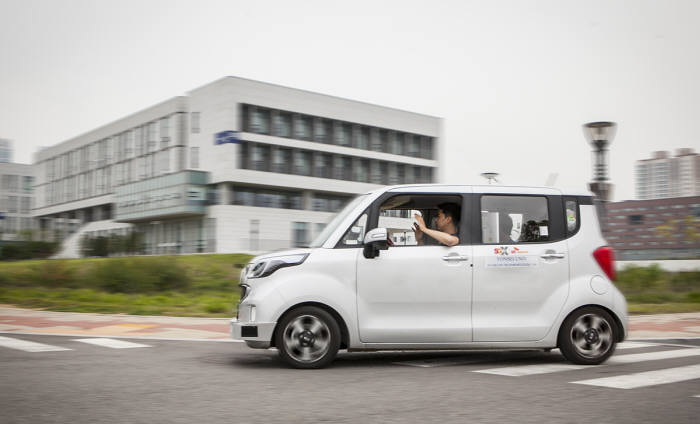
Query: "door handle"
442 254 469 262
540 253 565 259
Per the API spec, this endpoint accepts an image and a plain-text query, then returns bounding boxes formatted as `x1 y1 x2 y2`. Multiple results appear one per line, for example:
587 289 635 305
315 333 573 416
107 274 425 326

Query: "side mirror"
363 228 389 259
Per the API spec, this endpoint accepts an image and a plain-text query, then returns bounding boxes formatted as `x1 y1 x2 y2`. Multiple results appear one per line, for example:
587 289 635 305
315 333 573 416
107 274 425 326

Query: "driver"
413 202 460 247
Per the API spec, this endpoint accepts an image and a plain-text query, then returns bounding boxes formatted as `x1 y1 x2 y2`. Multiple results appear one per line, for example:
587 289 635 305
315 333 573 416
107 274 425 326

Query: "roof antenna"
480 172 500 184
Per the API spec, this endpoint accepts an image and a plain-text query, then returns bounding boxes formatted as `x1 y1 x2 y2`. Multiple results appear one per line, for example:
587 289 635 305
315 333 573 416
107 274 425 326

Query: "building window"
354 159 369 183
421 137 434 159
407 135 420 157
313 153 332 179
251 144 270 172
274 112 292 138
271 147 291 173
232 187 303 210
292 222 310 247
295 115 313 140
336 123 352 147
312 194 350 212
628 215 644 225
238 142 249 169
391 132 404 155
190 147 199 168
7 196 17 213
293 151 312 176
355 126 370 150
191 112 200 134
20 197 30 214
250 107 271 134
315 119 333 143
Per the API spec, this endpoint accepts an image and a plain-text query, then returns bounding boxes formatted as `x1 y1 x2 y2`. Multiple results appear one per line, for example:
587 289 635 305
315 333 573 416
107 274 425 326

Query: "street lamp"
583 121 616 202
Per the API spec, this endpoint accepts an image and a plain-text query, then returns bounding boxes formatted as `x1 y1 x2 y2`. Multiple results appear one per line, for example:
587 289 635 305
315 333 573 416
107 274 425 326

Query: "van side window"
340 213 368 246
377 194 462 246
565 198 580 237
481 195 549 243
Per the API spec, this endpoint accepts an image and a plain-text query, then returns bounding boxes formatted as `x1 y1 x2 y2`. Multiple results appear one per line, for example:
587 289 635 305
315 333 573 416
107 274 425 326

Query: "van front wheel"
275 306 341 369
559 307 617 365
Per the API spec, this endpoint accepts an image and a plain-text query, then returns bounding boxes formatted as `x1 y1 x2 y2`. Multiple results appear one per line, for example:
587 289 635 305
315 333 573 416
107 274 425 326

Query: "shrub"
616 265 667 294
30 260 77 288
0 241 59 260
90 258 190 293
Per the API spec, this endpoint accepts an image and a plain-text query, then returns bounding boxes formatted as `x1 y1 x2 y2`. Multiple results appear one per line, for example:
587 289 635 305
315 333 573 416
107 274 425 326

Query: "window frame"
335 191 471 248
472 193 566 245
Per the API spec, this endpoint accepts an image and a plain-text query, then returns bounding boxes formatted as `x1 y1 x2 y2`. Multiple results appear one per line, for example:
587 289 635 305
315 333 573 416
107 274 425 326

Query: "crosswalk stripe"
608 348 700 364
572 364 700 389
616 342 661 350
0 335 71 352
73 338 150 349
393 357 486 368
471 348 700 376
474 363 588 376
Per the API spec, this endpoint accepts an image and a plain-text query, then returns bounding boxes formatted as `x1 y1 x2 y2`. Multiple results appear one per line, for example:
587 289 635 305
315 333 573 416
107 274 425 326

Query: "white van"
231 185 627 369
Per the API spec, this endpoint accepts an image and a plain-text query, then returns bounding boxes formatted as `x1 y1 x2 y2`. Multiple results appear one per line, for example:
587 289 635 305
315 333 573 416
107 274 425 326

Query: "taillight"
593 246 616 281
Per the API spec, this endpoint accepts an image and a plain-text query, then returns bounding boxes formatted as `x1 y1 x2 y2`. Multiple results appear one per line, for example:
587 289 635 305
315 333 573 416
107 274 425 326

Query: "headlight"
247 253 309 279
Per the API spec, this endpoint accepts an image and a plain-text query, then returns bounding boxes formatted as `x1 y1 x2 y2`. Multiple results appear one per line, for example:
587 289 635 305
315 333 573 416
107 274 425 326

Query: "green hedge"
616 265 700 304
0 254 252 294
0 241 59 260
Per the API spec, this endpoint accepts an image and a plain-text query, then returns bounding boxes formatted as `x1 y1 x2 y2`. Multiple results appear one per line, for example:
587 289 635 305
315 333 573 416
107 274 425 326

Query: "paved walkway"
0 306 699 341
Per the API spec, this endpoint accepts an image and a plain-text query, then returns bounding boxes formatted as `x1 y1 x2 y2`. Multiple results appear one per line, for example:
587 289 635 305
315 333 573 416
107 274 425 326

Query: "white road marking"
0 331 241 342
474 363 589 376
393 357 486 368
73 338 151 349
608 348 700 364
0 335 71 352
616 342 661 350
572 364 700 389
471 348 700 376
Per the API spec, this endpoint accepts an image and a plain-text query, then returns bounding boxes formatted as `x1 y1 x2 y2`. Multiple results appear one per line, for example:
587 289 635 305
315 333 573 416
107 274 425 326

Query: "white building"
33 77 442 257
635 149 700 199
0 139 12 163
0 162 35 240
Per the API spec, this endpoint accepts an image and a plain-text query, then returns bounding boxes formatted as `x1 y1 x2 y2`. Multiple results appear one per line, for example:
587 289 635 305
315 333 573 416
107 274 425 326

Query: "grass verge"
0 258 697 317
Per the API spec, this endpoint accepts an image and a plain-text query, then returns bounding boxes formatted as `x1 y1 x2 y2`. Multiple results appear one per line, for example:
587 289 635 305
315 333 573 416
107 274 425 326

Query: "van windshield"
309 194 368 248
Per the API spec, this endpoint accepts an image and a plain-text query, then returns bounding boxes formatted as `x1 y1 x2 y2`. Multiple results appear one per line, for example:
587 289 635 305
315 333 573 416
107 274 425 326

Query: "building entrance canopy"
114 171 209 223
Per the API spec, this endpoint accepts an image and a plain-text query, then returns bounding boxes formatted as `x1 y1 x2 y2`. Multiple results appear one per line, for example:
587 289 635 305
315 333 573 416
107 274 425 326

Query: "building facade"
0 139 12 163
601 196 700 260
0 162 35 241
33 77 441 256
635 149 700 199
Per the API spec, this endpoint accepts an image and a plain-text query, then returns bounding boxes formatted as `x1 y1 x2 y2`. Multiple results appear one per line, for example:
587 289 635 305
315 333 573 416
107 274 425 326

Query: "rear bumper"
230 318 276 349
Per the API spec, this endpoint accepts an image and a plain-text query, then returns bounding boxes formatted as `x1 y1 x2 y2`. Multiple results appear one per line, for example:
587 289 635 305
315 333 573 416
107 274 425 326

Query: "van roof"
381 184 593 197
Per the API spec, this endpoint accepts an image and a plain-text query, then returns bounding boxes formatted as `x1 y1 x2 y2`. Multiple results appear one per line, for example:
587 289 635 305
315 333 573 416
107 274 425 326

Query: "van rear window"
480 195 549 244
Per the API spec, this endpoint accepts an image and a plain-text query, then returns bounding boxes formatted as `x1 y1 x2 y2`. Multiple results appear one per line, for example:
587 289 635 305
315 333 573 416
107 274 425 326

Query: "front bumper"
230 318 276 349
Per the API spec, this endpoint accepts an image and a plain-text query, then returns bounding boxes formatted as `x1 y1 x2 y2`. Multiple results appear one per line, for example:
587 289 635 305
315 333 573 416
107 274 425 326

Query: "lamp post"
582 121 616 202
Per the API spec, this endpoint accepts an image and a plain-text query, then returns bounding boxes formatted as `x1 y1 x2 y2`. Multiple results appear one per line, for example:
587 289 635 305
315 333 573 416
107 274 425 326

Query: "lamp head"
583 121 617 148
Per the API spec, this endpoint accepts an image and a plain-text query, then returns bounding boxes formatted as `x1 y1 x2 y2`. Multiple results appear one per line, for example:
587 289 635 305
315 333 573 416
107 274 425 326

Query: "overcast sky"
1 0 698 201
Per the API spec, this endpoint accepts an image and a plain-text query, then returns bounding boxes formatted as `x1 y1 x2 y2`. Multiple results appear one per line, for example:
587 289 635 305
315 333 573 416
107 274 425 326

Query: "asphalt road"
1 334 699 424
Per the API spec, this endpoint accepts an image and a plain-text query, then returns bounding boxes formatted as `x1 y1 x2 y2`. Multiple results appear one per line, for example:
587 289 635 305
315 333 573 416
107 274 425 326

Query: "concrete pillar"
218 183 231 205
302 191 313 211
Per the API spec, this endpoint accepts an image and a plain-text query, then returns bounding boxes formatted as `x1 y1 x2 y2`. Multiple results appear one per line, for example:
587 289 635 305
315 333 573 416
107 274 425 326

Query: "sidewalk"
1 306 699 341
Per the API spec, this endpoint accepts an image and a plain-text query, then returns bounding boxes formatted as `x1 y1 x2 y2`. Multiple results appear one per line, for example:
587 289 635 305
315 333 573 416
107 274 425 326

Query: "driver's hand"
413 213 425 242
413 213 427 231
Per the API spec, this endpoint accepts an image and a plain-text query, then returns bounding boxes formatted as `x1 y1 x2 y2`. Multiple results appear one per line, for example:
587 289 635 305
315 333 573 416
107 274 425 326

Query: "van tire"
275 306 341 369
558 306 617 365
